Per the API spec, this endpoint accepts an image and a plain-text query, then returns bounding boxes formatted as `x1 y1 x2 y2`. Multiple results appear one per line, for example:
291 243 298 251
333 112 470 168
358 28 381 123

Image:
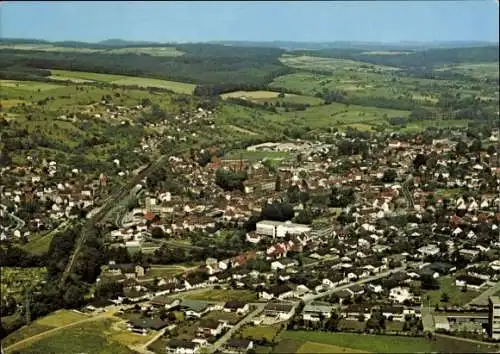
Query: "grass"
297 342 369 353
421 276 480 307
20 233 55 255
204 310 242 325
241 325 282 342
11 318 135 354
280 54 400 73
0 267 47 302
183 289 257 302
283 101 410 130
221 90 282 99
143 266 185 278
49 69 195 94
436 62 499 80
2 322 55 348
280 331 434 353
0 79 63 92
35 310 88 327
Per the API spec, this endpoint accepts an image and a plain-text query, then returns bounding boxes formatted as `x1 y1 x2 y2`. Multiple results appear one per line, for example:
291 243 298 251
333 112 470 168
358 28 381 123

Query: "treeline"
0 45 292 86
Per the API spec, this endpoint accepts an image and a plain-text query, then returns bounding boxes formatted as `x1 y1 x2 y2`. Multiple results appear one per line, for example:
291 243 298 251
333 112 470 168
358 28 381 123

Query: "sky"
1 1 499 43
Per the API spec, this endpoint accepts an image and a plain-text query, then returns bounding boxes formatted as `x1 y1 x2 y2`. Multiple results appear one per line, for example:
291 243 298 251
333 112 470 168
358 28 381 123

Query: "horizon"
1 1 499 43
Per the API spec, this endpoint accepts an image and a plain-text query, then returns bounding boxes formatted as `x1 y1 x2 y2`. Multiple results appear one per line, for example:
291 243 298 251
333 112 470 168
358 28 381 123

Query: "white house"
256 220 311 238
389 287 413 304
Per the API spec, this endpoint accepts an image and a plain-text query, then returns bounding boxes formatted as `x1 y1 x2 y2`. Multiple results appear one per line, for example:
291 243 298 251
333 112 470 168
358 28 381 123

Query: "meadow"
183 288 257 302
280 54 400 73
420 276 480 307
222 149 291 161
49 69 195 94
279 331 435 353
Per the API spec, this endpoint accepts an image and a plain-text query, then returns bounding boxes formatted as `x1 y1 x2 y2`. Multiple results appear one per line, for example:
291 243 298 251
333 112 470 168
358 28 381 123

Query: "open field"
361 51 413 56
7 318 135 354
143 266 186 278
284 101 410 130
280 331 434 353
0 79 63 92
183 288 257 302
20 233 55 255
436 62 499 79
297 342 369 353
280 54 400 72
0 43 184 57
49 69 196 94
421 276 480 307
221 90 282 100
241 324 282 342
35 310 89 327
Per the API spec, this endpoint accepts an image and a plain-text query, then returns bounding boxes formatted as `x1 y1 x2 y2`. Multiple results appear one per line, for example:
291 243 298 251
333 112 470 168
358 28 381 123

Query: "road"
208 303 266 354
0 204 25 231
302 266 406 303
402 174 414 210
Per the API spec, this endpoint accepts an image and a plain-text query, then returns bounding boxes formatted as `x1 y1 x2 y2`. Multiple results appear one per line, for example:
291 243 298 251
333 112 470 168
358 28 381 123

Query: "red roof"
144 212 157 221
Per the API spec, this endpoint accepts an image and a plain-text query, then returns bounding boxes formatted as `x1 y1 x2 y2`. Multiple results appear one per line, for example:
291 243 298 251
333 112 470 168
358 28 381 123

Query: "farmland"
183 288 258 302
279 331 435 353
221 90 323 106
49 69 196 94
283 101 411 130
280 54 400 73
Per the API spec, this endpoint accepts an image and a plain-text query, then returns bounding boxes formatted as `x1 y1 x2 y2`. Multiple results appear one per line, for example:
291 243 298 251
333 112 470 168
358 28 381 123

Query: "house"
341 305 372 321
302 301 334 322
223 300 250 315
224 339 254 353
197 318 225 337
271 258 299 271
166 339 200 354
180 300 216 318
348 284 365 296
389 287 413 304
260 284 294 300
263 301 295 321
434 316 451 331
150 295 180 310
381 306 405 322
127 317 169 335
455 275 486 290
418 244 440 258
256 220 311 238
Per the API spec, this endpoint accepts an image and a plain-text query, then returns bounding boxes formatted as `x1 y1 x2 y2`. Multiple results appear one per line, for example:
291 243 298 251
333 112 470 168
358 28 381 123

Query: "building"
224 339 254 353
263 301 295 321
434 316 451 331
488 296 500 340
166 339 200 354
256 220 311 239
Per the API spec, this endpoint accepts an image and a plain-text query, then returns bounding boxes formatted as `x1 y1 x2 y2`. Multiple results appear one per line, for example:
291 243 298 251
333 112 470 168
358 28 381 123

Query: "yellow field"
221 90 281 99
0 80 62 91
36 310 89 327
298 342 370 353
0 99 26 108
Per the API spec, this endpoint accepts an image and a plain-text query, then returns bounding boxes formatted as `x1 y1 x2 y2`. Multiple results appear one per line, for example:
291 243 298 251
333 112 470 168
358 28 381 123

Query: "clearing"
183 288 257 302
35 310 88 327
421 276 480 307
280 54 400 72
241 324 282 342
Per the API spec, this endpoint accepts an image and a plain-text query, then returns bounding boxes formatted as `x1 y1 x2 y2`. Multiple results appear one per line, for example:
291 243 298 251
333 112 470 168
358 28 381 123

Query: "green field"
436 62 499 79
421 276 480 307
241 325 282 342
49 69 196 94
280 331 434 353
284 101 410 130
20 233 55 255
280 54 400 73
0 79 63 92
297 342 368 353
35 310 88 327
183 289 257 302
10 318 135 354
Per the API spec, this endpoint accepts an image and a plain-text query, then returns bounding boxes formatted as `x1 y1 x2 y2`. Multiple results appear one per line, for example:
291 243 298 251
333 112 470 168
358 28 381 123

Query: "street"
208 303 266 353
302 266 406 303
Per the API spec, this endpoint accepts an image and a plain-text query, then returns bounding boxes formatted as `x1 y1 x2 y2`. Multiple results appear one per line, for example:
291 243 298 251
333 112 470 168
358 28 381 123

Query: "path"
133 328 167 354
302 266 406 303
466 281 500 306
3 310 117 353
208 303 266 353
226 124 258 136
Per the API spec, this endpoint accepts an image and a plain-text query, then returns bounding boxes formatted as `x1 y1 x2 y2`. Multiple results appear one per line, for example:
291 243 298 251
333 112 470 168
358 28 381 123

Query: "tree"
440 292 450 303
63 285 85 309
455 140 468 155
487 145 496 155
151 227 166 239
413 154 427 170
470 139 482 153
382 169 397 183
275 175 281 192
